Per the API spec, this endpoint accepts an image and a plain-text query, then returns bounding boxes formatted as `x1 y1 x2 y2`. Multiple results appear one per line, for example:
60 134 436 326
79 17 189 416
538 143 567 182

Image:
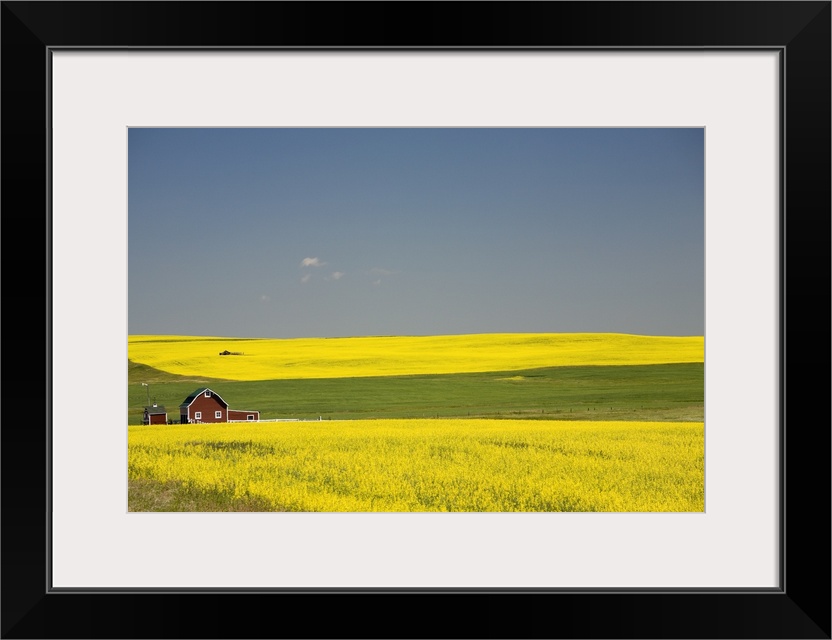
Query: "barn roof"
179 387 228 409
144 405 167 414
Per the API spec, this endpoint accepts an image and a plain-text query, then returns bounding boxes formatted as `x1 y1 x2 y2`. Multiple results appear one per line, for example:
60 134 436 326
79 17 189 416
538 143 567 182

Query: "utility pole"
141 383 150 406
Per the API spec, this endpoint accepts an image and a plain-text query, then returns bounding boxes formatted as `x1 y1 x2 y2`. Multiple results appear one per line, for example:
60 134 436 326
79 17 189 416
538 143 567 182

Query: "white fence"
227 418 329 423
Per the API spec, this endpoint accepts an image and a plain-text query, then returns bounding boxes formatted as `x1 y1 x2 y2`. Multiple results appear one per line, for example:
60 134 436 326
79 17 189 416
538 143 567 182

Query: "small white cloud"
368 267 396 287
330 271 345 281
259 294 270 303
301 257 326 268
368 267 397 277
300 273 311 284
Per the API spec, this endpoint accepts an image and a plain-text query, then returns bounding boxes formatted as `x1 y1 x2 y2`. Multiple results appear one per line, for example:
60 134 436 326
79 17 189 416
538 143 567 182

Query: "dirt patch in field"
128 479 280 512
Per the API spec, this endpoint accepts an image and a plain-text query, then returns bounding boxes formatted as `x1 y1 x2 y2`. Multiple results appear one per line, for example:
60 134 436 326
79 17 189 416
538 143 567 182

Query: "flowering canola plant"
128 333 704 381
129 419 704 512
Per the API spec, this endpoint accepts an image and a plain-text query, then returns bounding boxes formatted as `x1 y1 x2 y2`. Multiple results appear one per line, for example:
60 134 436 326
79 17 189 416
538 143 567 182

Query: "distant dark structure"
179 388 260 424
219 350 244 356
142 404 167 425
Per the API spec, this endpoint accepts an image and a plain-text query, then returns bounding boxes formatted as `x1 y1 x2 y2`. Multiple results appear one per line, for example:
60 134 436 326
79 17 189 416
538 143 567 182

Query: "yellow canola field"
129 418 704 512
128 333 704 381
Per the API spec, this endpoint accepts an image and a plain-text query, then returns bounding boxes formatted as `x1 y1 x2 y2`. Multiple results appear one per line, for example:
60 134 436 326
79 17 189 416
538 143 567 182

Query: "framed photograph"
3 2 829 638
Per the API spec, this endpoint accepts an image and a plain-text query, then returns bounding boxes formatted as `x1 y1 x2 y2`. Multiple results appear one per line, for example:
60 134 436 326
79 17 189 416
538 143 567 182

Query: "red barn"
179 388 259 424
228 409 260 422
142 404 167 425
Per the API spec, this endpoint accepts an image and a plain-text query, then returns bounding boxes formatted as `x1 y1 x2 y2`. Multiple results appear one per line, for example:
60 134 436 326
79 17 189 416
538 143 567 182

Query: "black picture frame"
2 2 829 638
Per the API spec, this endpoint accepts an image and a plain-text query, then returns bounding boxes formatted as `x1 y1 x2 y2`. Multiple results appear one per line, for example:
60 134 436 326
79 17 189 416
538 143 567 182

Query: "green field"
128 359 703 424
128 333 704 512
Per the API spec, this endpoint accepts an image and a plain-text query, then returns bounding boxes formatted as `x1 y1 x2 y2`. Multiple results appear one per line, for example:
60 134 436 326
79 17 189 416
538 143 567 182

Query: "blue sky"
128 128 704 338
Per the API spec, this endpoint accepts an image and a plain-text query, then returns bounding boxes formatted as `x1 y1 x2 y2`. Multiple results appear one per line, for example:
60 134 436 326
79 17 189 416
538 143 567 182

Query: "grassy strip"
128 361 703 424
127 479 278 512
128 359 228 384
